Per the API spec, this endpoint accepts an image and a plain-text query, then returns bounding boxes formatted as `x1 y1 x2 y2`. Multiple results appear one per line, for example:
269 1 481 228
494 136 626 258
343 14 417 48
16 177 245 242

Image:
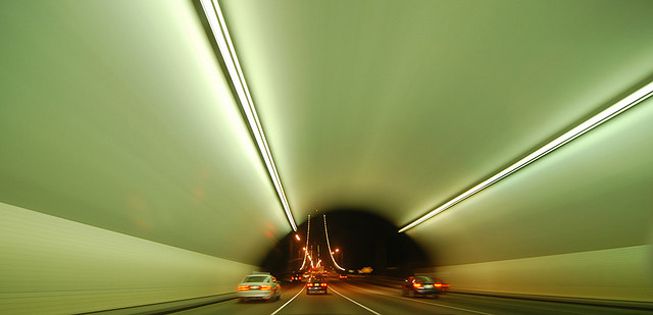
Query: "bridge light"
323 214 346 271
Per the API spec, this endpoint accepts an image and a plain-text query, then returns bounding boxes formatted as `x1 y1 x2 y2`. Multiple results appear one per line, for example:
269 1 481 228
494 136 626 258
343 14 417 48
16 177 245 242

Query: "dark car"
401 275 442 298
289 273 304 283
306 276 328 295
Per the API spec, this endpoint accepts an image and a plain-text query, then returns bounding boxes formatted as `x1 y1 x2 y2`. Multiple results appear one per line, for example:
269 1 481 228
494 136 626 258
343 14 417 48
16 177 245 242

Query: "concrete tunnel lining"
1 0 653 313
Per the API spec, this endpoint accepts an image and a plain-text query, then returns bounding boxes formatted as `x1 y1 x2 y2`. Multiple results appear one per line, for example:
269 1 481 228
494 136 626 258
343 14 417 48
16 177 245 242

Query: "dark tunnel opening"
259 208 432 277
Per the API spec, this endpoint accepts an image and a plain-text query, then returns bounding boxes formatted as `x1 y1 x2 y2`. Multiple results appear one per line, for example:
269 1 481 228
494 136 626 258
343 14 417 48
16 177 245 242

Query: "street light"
330 249 343 262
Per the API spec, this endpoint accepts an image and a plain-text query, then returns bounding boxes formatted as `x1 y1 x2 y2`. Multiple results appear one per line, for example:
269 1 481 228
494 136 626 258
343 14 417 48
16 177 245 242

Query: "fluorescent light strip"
210 0 292 214
200 0 297 231
299 215 311 270
323 214 346 271
399 80 653 233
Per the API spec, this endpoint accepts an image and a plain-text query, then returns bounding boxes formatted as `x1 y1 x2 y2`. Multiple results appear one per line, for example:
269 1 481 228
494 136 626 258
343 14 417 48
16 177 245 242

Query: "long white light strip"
399 80 653 233
200 0 297 231
299 215 311 270
323 215 346 271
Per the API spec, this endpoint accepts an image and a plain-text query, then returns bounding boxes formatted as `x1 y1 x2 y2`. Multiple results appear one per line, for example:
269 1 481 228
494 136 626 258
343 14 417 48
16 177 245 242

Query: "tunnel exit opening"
259 208 432 277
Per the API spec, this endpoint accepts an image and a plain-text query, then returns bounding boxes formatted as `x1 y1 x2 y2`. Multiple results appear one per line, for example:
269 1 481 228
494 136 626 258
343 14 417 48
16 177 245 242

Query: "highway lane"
172 283 305 315
272 285 378 315
174 280 653 315
337 281 652 315
173 282 382 315
173 281 492 315
331 282 490 315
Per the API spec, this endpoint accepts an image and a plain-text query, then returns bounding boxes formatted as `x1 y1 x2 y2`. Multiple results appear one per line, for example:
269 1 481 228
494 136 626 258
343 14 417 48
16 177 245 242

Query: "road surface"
173 280 651 315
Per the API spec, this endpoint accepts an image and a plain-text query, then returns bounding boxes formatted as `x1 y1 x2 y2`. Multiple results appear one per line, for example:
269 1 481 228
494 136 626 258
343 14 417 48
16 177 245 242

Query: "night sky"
260 208 431 276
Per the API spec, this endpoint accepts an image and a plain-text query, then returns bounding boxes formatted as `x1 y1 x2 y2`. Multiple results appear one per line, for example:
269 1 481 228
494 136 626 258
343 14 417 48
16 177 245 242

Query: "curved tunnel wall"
409 96 653 302
0 1 290 313
1 202 256 314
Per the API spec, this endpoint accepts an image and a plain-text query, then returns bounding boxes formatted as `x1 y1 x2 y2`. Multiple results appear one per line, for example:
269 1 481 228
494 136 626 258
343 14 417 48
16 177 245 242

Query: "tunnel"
1 0 653 314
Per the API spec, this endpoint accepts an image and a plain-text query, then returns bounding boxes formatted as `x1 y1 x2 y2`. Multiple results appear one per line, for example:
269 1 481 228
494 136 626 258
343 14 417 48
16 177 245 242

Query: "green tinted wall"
1 202 256 314
0 1 289 313
409 97 653 301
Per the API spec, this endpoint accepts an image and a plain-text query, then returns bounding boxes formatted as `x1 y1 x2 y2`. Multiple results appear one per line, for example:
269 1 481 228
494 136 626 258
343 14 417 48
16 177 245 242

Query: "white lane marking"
330 286 382 315
345 282 494 315
270 286 303 315
395 296 494 315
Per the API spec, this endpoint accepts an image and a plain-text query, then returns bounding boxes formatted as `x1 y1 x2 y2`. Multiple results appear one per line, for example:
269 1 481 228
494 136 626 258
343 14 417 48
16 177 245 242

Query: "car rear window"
415 276 434 283
243 275 268 283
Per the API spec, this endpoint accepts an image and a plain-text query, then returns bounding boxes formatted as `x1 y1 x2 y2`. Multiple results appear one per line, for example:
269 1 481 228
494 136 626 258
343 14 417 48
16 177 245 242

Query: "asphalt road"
173 280 652 315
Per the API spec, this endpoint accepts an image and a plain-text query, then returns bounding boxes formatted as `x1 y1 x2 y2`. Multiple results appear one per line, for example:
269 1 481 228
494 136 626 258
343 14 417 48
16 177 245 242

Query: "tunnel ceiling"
1 0 653 267
220 0 653 225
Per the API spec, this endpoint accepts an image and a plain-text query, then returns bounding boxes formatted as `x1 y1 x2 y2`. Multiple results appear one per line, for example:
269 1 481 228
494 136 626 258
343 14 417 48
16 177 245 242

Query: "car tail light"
321 283 327 287
413 283 422 288
434 283 442 288
261 285 272 291
237 285 249 291
307 283 313 287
